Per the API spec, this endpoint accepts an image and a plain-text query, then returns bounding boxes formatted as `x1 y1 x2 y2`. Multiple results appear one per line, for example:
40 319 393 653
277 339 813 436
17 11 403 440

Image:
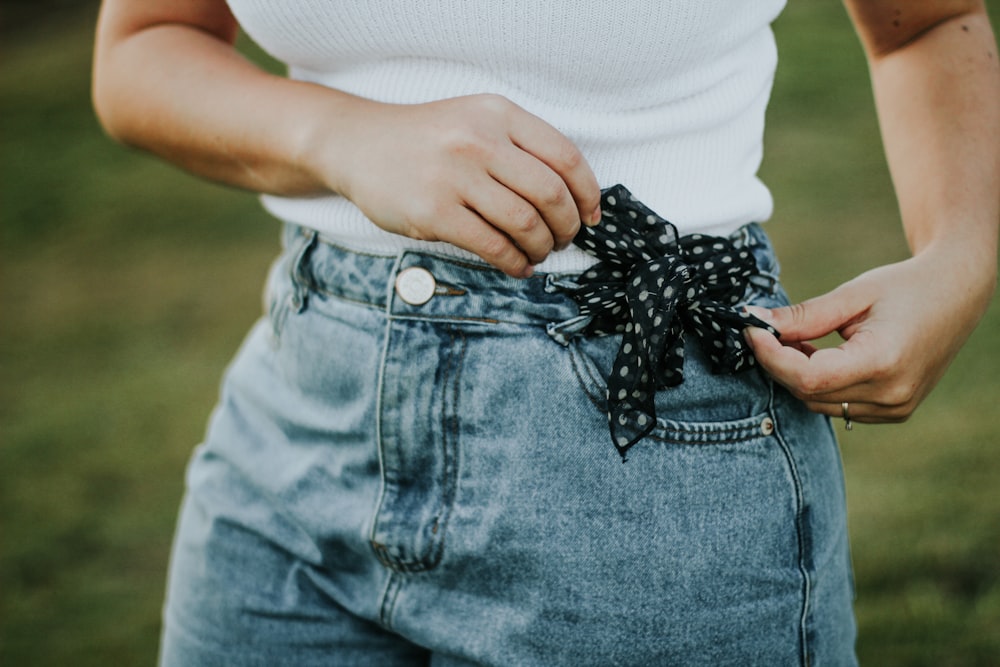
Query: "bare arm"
746 0 999 423
92 0 602 277
849 1 999 271
92 0 334 195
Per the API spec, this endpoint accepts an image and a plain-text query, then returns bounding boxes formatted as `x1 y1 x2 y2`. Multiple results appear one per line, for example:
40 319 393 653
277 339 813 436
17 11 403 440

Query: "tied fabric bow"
571 185 779 459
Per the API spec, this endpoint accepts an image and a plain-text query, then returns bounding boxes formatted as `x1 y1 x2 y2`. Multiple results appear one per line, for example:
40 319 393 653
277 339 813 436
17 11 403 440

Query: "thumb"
745 284 868 343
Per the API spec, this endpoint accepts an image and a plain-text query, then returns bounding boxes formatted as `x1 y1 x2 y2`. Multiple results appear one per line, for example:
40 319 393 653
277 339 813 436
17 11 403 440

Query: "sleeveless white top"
227 0 787 272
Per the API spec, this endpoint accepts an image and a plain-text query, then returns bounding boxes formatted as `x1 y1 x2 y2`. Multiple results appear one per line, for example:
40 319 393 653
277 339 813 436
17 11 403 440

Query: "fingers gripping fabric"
571 185 780 459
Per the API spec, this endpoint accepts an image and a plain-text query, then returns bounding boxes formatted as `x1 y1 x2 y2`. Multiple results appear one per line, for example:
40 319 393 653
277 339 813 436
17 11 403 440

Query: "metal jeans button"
760 417 775 436
395 266 436 306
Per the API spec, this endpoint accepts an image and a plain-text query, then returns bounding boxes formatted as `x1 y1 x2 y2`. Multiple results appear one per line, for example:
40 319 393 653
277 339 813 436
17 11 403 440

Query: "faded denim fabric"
159 223 857 666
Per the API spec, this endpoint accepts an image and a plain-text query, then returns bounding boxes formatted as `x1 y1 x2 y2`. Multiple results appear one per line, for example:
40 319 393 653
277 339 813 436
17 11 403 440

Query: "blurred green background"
2 2 998 665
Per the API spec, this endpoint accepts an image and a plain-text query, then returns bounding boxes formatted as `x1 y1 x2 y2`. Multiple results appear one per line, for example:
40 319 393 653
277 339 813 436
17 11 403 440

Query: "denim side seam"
767 380 813 667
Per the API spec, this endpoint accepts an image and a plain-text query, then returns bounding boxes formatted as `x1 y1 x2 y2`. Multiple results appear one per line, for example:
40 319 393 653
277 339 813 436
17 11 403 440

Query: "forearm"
93 19 367 196
863 10 1000 288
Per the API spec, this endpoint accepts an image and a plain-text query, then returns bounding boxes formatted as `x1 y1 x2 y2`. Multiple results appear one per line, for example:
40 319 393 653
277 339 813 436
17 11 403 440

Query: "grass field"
2 3 998 665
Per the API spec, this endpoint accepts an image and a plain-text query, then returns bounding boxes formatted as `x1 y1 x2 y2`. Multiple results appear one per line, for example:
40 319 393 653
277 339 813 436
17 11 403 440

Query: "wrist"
289 84 387 200
913 233 998 311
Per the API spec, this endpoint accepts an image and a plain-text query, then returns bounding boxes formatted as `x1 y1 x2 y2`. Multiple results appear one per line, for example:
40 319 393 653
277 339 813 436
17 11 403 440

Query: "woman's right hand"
94 0 600 277
309 94 602 277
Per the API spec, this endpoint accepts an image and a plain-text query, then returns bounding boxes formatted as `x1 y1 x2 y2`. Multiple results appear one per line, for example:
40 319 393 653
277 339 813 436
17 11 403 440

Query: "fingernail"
742 327 758 349
586 206 602 226
744 305 773 322
522 265 535 279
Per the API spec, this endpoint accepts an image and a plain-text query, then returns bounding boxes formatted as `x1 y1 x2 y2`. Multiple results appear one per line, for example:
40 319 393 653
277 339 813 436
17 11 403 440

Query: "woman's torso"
227 0 787 272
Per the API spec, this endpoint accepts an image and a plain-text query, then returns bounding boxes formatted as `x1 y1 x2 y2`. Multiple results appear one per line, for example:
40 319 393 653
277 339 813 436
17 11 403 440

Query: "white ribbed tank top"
227 0 787 272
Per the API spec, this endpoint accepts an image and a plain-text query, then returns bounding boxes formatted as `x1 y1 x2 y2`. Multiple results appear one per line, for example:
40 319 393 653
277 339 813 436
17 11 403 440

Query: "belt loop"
730 222 754 250
544 272 582 294
546 314 592 346
384 252 407 315
290 229 319 313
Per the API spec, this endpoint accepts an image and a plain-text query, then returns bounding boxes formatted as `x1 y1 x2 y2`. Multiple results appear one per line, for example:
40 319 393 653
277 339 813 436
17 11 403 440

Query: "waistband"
280 222 779 328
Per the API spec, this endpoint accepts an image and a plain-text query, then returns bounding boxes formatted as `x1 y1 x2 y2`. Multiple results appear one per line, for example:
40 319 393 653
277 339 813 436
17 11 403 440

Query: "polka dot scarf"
571 185 780 459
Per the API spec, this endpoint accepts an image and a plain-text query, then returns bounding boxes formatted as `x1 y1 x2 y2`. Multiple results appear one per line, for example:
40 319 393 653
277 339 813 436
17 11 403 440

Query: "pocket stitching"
566 336 772 446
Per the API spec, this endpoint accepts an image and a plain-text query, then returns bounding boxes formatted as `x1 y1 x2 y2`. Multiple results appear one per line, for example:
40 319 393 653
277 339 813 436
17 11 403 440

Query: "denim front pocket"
567 330 777 447
564 275 788 448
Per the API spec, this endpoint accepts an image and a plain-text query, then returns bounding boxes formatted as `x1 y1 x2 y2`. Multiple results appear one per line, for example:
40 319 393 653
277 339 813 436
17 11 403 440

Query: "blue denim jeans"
159 223 857 666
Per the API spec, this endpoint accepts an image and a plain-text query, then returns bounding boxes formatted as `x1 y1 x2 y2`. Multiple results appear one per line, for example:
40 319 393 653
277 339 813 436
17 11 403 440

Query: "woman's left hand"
743 245 995 425
773 1 1000 427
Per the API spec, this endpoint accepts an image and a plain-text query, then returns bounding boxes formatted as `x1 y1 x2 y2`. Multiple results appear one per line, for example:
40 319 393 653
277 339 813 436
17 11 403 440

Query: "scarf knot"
571 185 779 459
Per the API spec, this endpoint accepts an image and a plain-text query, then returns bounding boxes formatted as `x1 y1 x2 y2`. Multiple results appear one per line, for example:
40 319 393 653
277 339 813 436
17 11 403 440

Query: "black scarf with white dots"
571 185 780 459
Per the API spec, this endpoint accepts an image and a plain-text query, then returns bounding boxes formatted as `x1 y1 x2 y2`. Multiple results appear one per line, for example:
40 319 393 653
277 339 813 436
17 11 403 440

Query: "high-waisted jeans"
159 223 857 666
